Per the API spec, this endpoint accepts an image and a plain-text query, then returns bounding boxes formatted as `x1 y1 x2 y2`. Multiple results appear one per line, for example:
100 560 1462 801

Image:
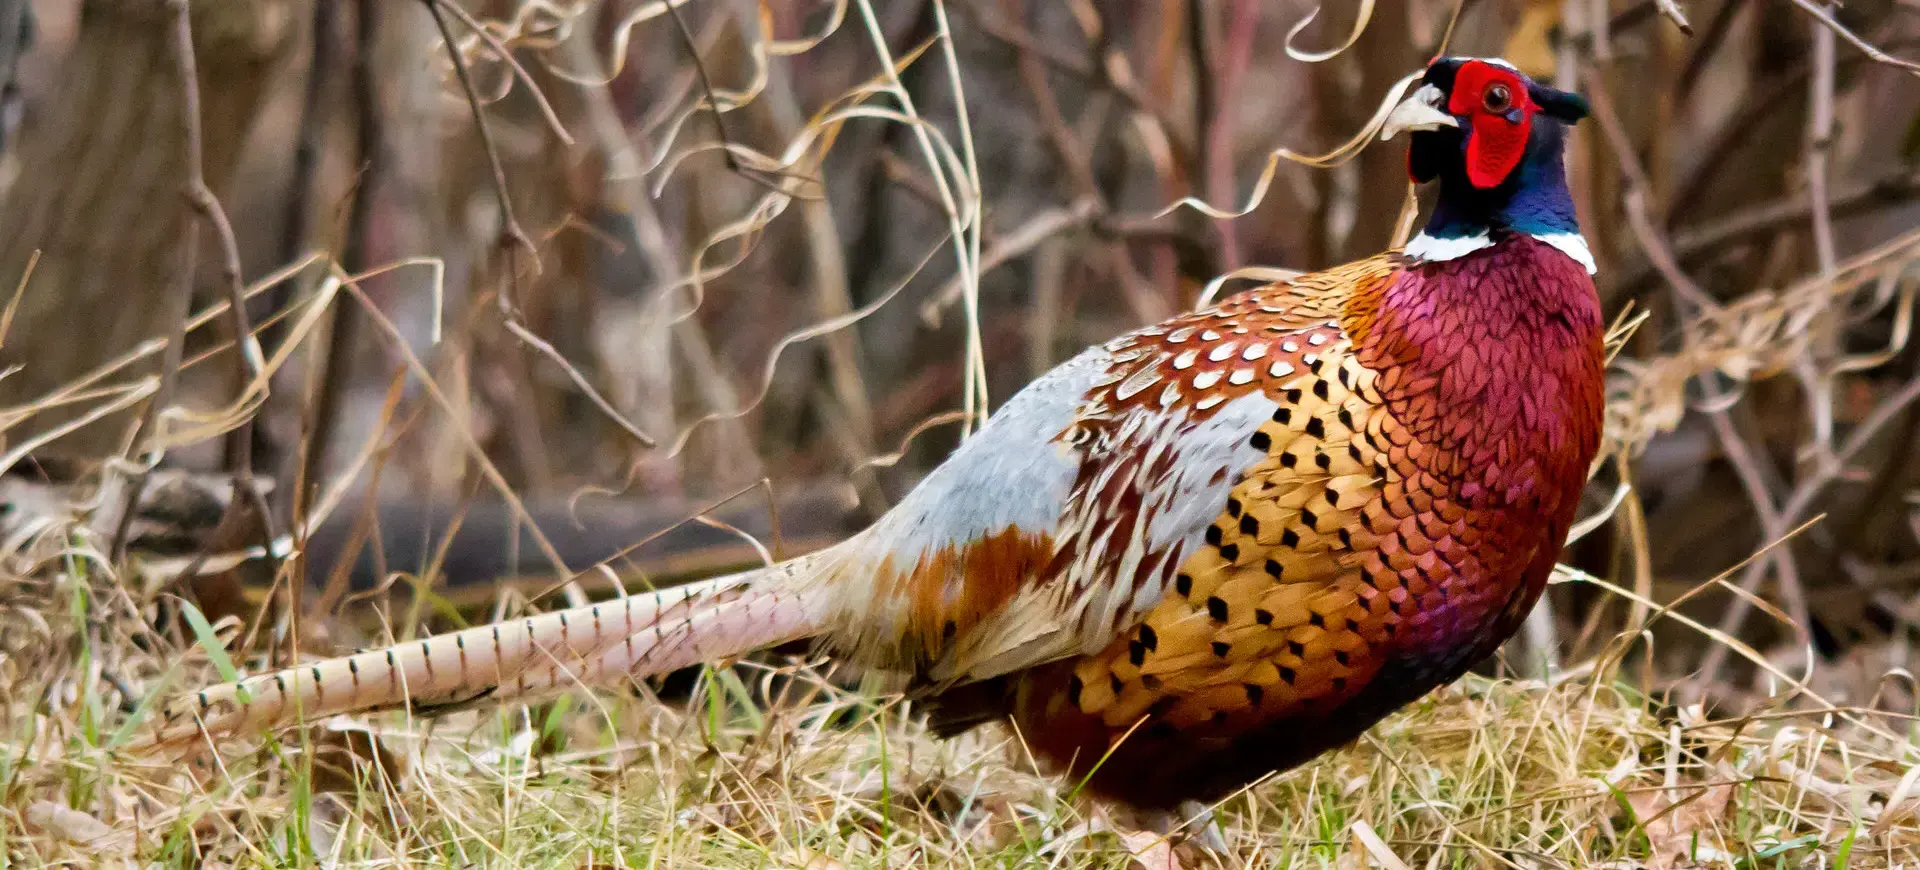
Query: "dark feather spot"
1206 596 1229 621
1300 507 1318 529
1279 666 1297 683
1383 622 1398 636
1219 543 1240 561
1338 408 1354 428
1338 528 1353 547
1305 418 1326 438
1138 624 1159 651
1141 674 1163 690
1288 640 1305 656
1255 608 1274 625
1286 388 1303 403
1175 574 1194 596
1309 612 1326 628
1279 452 1298 469
1227 497 1242 517
1347 618 1362 632
1265 559 1284 578
1245 684 1265 704
1112 674 1125 695
1067 675 1084 708
1389 598 1403 614
1212 641 1231 657
1348 443 1364 462
1274 408 1293 425
1334 650 1350 666
1313 380 1330 400
1205 524 1223 546
1240 514 1260 536
1129 641 1147 666
1316 453 1333 471
1280 529 1301 548
1250 431 1271 451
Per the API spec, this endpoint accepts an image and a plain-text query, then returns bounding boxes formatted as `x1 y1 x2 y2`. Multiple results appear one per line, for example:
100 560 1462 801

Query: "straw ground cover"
0 571 1912 868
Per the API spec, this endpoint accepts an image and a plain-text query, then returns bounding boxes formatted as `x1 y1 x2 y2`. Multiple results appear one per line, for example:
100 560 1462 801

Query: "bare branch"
1786 0 1920 76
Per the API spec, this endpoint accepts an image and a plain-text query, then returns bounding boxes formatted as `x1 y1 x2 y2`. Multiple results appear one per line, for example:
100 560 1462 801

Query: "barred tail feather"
138 551 838 750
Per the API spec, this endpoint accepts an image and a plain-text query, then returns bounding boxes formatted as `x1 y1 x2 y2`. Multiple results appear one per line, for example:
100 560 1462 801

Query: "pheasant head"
1382 56 1595 274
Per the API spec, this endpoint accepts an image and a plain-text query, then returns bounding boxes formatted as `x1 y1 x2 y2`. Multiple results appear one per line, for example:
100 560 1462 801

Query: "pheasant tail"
138 549 843 749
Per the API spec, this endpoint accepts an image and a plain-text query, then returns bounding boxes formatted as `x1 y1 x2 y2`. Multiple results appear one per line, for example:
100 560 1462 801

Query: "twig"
1004 0 1167 325
954 0 1192 166
1701 388 1809 655
263 0 337 364
0 248 39 347
172 0 285 645
301 0 384 519
662 0 800 197
1794 1 1844 471
921 198 1100 326
1653 0 1694 35
501 319 658 451
1619 168 1920 291
1785 0 1920 76
1582 70 1720 312
116 0 272 558
422 0 655 452
1695 374 1920 689
421 0 537 273
426 0 573 146
1807 4 1839 282
1675 0 1744 101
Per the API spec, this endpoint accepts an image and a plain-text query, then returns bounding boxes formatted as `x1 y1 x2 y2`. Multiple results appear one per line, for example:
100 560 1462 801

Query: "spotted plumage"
141 56 1605 842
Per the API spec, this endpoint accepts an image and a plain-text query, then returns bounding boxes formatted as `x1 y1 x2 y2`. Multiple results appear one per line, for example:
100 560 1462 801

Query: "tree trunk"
0 0 294 455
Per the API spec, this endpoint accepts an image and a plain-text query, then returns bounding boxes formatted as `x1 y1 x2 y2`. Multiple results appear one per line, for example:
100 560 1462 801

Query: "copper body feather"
984 236 1607 808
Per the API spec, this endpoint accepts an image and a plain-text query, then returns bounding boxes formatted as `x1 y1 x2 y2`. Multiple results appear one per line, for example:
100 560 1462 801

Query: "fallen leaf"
1627 779 1734 870
25 800 113 846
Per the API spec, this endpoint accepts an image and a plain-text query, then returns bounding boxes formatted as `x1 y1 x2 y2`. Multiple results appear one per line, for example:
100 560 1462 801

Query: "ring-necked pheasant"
140 56 1602 850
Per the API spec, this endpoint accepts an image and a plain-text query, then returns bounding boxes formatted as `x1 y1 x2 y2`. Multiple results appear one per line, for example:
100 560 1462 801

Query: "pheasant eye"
1483 83 1513 114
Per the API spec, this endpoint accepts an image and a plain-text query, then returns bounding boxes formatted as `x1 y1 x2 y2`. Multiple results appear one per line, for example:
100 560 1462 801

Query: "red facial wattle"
1446 61 1535 189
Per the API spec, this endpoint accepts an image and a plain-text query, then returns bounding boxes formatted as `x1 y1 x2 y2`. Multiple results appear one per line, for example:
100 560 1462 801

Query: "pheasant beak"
1380 84 1459 140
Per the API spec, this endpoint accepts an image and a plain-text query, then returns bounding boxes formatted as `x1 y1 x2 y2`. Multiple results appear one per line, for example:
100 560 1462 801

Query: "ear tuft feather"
1531 85 1589 123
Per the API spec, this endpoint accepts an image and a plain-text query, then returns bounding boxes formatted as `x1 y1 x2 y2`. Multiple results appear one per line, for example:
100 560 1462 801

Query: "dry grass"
0 549 1914 868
